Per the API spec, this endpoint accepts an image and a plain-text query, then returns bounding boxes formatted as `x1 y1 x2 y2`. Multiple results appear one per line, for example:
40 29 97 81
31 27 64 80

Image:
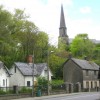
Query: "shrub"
19 86 32 93
0 89 6 95
51 80 64 86
37 77 48 86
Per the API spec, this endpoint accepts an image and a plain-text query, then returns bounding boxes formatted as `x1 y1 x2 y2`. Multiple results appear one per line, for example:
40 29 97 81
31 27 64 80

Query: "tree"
92 43 100 65
0 6 49 68
34 31 49 63
0 5 18 68
70 34 95 58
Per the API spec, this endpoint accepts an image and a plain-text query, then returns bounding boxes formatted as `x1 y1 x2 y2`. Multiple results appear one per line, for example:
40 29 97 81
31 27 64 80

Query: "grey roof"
0 61 3 68
14 62 47 76
36 63 47 75
90 39 100 44
69 38 100 44
0 61 11 76
71 58 99 70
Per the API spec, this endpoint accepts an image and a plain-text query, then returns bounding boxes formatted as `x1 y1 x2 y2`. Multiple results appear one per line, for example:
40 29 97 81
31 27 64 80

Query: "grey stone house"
63 58 100 90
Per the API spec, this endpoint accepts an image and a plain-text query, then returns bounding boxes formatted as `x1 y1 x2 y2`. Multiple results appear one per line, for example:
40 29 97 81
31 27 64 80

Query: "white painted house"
9 62 52 87
0 61 11 87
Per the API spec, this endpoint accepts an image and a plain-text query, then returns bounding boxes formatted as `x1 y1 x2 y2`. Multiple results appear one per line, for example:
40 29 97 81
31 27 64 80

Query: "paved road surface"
43 93 100 100
12 92 100 100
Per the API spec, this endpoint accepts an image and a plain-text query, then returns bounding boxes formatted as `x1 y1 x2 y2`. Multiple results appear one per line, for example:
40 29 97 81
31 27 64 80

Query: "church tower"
58 4 69 48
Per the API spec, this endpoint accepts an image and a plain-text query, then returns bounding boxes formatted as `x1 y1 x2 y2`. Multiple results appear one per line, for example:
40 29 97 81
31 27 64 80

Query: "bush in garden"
19 86 32 93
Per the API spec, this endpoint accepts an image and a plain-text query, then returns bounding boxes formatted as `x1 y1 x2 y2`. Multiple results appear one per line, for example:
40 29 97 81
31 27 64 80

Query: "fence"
0 83 100 96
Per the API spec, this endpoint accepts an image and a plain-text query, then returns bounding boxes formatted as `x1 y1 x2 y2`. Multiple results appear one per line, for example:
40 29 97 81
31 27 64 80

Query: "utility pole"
47 50 54 95
47 50 50 95
32 53 34 97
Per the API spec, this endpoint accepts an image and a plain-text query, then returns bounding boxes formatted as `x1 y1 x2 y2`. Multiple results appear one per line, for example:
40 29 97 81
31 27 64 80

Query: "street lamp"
47 50 54 95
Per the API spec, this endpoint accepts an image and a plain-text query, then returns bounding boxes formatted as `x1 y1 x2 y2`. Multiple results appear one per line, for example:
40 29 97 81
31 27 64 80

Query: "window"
15 66 16 73
3 79 5 86
94 71 96 75
91 82 93 88
99 81 100 87
86 70 89 76
94 81 97 88
86 81 89 88
27 81 30 87
6 79 7 87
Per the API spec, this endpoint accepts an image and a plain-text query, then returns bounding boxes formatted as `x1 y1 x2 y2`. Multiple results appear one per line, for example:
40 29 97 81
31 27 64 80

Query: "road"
43 93 100 100
12 92 100 100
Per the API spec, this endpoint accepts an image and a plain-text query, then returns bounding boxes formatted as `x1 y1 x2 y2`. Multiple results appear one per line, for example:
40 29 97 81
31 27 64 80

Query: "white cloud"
68 18 100 40
80 6 91 14
0 0 73 45
0 0 100 46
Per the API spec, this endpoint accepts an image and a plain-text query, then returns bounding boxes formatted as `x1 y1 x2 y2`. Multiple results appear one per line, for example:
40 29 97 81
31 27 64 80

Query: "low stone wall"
0 94 31 100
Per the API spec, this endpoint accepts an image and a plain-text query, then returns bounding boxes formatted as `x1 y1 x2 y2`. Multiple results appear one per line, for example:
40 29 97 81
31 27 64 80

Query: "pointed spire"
58 4 69 47
60 4 66 28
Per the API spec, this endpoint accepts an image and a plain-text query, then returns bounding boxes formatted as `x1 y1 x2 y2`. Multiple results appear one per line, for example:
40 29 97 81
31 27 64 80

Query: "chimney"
27 55 33 63
68 52 72 59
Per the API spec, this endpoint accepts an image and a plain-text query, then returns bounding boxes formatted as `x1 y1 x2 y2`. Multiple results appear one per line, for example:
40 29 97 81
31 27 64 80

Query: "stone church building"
58 4 69 49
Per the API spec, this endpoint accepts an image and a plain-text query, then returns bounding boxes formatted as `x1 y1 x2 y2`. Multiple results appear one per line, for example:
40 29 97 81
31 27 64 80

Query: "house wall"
25 76 37 86
83 70 99 88
0 68 9 87
63 60 83 84
40 68 52 80
83 70 98 80
83 80 100 88
10 65 37 87
9 65 25 87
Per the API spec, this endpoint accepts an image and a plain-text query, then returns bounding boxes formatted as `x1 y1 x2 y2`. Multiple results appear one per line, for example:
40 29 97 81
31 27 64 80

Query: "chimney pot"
27 55 33 63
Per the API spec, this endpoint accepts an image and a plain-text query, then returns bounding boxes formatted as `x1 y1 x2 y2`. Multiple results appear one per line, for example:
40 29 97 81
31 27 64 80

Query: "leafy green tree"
92 43 100 65
48 48 66 79
37 77 48 86
0 6 18 68
70 34 95 58
34 31 49 63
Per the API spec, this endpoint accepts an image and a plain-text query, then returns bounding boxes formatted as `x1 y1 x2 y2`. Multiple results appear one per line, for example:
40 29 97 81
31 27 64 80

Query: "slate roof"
14 62 47 76
71 58 99 70
0 61 11 76
0 61 3 68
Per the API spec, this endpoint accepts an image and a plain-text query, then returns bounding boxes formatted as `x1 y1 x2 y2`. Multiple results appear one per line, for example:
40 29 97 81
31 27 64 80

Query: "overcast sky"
0 0 100 45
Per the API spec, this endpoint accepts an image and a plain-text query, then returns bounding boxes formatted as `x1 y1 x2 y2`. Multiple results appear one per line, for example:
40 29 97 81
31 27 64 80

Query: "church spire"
59 4 68 37
58 4 69 48
60 4 66 28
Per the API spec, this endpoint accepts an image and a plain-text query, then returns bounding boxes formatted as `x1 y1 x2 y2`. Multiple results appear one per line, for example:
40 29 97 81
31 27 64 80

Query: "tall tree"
70 34 95 58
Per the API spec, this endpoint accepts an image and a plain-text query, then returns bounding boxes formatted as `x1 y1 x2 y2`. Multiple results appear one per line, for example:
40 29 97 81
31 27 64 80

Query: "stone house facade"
63 58 100 90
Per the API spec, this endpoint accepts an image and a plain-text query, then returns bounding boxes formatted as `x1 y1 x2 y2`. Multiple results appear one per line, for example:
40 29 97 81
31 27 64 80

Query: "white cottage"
9 62 52 87
0 61 10 87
